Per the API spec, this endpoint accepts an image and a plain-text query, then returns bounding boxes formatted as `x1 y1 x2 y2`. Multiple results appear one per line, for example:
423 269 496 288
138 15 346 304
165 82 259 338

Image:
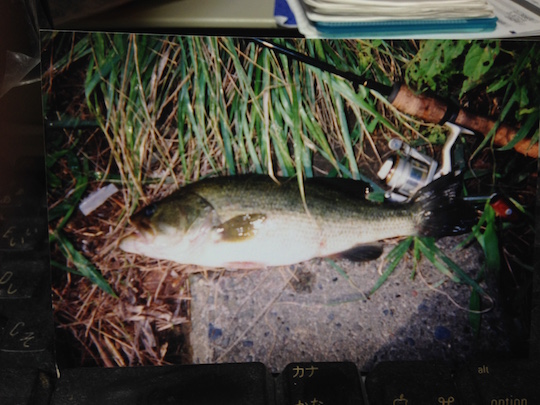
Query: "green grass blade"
369 237 413 296
54 231 117 297
415 237 486 295
497 111 538 151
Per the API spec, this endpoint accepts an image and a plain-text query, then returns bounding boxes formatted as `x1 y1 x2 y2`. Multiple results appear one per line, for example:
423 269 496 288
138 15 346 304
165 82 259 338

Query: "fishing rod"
252 38 538 159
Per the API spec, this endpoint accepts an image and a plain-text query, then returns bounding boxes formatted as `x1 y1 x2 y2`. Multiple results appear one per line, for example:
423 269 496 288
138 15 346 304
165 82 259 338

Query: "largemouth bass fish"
119 175 473 269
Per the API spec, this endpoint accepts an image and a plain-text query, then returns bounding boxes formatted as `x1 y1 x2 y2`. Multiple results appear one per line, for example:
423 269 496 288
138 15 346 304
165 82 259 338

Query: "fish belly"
186 210 416 268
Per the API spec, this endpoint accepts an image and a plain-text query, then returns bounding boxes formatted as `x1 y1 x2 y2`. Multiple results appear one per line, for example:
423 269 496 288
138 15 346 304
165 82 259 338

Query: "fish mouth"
119 229 154 253
119 212 159 253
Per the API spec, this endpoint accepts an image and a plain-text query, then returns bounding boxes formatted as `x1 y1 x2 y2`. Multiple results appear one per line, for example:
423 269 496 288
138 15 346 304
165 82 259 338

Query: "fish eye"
144 204 157 217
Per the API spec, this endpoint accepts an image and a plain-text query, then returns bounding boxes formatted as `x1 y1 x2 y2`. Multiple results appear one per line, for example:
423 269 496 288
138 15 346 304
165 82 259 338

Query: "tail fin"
413 173 476 238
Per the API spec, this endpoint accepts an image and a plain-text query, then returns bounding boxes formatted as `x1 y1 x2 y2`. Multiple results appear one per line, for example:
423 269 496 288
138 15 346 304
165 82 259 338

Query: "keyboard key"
365 361 463 405
0 170 45 210
457 360 540 404
53 362 274 405
0 306 53 353
277 362 365 405
0 368 38 405
0 367 53 405
0 214 46 252
0 183 35 210
0 259 47 299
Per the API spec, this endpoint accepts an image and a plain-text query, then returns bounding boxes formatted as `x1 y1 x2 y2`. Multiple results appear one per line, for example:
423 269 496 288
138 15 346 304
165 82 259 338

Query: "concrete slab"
189 236 509 373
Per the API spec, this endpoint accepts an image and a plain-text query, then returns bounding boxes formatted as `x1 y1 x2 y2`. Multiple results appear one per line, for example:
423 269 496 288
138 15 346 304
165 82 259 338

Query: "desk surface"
52 0 279 30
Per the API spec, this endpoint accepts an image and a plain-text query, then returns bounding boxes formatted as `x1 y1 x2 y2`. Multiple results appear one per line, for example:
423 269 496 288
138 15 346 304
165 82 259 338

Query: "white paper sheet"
286 0 540 37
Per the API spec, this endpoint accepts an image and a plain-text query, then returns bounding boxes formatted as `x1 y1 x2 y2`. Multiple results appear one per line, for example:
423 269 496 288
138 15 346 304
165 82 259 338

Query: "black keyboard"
0 74 56 402
48 360 540 404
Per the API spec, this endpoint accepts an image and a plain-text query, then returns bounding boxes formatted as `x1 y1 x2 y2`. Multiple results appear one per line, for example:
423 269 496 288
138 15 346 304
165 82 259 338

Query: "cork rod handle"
390 84 538 159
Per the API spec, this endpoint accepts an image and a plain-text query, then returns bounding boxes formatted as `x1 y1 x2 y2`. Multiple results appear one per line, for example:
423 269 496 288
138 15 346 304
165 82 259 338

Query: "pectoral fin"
216 213 267 241
338 244 384 262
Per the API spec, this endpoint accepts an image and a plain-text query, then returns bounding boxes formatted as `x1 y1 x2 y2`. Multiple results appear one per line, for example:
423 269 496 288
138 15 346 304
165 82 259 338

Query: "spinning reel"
377 123 472 202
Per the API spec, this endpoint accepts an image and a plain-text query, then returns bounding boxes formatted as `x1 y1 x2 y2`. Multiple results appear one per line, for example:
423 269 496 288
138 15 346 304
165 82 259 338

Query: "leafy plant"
405 40 501 97
405 40 468 93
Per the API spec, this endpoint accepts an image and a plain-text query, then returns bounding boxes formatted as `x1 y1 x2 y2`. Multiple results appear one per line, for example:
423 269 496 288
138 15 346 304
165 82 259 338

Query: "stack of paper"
276 0 540 37
280 0 498 37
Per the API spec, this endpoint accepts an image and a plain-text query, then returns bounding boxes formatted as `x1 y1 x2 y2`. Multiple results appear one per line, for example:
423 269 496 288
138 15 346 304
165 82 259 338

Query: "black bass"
119 175 473 268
